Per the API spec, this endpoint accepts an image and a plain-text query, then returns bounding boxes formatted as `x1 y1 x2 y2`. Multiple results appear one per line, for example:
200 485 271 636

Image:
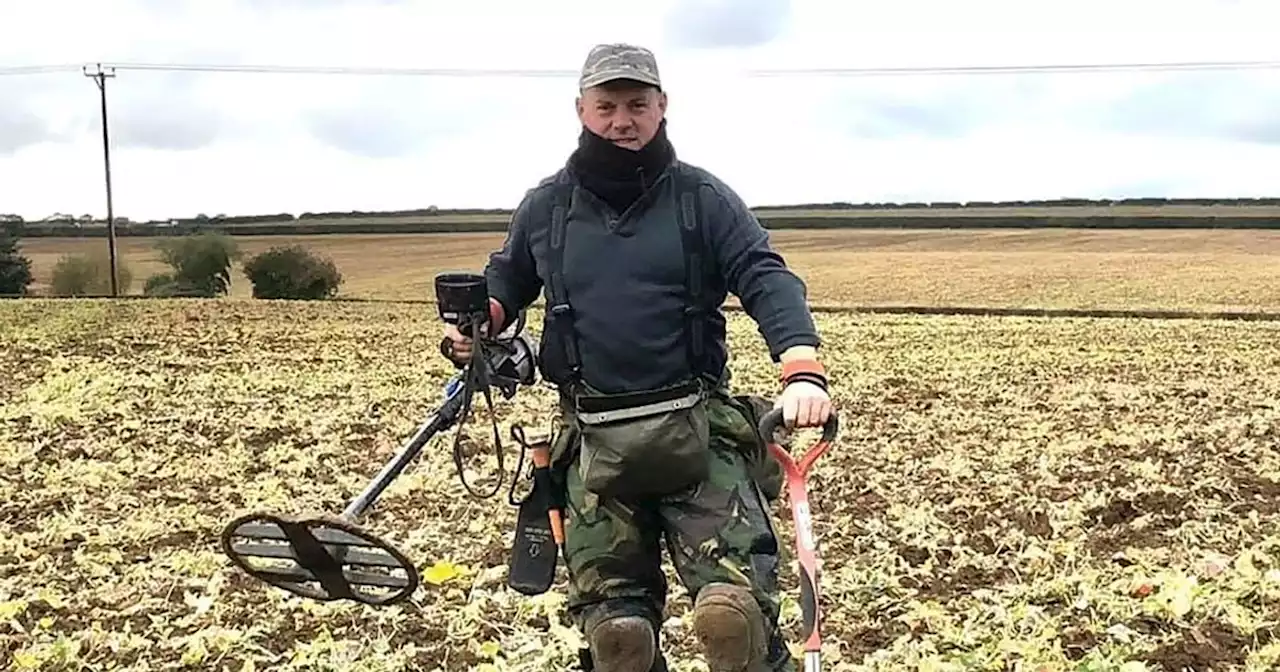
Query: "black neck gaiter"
568 119 675 214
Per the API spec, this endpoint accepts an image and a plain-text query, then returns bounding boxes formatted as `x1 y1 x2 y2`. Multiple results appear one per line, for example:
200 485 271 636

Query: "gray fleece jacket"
484 159 820 395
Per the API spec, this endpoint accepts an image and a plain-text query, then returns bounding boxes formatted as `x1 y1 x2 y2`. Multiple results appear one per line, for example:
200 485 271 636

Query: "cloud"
4 0 1280 221
0 82 59 154
0 77 84 155
243 0 408 7
1090 70 1280 146
818 77 1043 140
1230 118 1280 145
805 66 1280 148
105 72 227 151
662 0 791 49
305 104 424 159
300 77 569 158
0 107 52 155
111 107 223 152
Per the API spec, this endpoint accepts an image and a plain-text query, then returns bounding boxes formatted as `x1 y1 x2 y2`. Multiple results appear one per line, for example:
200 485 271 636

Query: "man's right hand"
441 298 506 365
443 322 477 365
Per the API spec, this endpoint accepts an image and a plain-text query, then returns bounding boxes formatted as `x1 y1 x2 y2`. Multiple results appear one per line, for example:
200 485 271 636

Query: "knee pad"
585 615 655 672
692 583 769 672
579 599 663 672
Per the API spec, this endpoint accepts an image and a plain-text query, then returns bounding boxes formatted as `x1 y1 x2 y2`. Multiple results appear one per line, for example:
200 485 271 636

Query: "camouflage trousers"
549 394 795 671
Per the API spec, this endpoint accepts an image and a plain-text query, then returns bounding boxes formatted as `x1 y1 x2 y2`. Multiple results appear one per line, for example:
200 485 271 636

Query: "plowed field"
3 299 1279 670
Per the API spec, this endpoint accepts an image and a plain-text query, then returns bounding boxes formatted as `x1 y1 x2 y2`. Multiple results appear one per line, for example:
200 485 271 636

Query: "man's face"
576 80 667 151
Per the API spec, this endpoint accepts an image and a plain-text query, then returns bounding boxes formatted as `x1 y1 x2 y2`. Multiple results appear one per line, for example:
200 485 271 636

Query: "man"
443 43 832 672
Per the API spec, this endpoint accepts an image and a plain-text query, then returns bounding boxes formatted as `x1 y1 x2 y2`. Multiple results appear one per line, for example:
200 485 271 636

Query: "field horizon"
17 228 1280 314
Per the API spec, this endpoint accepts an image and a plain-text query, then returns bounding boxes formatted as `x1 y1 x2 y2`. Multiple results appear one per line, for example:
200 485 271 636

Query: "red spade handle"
757 407 837 664
758 407 839 478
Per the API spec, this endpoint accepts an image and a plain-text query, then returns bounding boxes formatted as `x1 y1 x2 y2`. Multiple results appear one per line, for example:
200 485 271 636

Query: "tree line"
0 223 342 301
5 195 1280 234
10 215 1280 238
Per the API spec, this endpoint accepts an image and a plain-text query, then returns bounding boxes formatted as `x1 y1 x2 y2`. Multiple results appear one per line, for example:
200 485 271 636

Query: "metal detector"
220 272 538 607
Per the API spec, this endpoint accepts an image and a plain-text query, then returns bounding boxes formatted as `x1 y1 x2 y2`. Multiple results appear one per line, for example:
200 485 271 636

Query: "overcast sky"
2 0 1279 221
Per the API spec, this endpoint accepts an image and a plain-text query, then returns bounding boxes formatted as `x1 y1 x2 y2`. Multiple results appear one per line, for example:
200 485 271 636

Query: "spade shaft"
758 407 839 671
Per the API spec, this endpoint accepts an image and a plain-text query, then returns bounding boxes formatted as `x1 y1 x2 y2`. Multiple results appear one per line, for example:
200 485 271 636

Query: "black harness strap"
675 174 708 381
545 179 582 385
546 165 709 392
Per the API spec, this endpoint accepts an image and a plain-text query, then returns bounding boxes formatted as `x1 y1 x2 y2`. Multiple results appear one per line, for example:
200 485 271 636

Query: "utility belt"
557 377 713 500
506 374 720 598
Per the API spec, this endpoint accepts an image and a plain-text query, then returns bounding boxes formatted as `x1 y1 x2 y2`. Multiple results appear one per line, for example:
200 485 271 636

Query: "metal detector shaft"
219 373 472 606
340 376 468 521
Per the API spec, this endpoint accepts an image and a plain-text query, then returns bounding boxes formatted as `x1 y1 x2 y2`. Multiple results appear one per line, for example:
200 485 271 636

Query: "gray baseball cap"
579 43 662 90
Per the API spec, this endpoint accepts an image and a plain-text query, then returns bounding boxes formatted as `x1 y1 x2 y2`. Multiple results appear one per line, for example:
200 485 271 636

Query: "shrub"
242 245 343 300
49 250 133 296
0 221 33 296
153 232 241 297
143 273 184 297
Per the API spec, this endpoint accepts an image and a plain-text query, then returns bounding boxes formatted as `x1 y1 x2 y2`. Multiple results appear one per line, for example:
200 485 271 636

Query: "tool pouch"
571 379 711 500
727 393 786 503
507 426 566 596
507 462 563 595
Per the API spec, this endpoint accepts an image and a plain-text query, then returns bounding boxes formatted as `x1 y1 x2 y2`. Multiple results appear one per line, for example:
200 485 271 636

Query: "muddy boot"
584 615 657 672
691 583 770 671
762 625 797 672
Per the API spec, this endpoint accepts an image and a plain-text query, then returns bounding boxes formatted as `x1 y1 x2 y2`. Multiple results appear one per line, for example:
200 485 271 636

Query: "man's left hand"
776 379 832 429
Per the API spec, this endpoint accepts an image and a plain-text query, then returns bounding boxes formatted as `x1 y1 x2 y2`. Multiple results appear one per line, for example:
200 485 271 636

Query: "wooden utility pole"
83 63 119 297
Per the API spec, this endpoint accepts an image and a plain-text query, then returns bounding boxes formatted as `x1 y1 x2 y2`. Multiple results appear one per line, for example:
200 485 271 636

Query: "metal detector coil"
221 512 419 606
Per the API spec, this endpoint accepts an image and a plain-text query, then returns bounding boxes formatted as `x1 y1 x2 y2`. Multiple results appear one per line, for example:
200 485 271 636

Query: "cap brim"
580 71 661 90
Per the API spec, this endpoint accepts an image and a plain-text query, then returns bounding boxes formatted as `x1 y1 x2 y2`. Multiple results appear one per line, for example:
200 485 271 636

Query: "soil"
1142 619 1251 671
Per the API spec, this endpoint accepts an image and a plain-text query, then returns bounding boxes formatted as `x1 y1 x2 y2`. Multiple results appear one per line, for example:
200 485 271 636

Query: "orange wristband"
780 358 825 382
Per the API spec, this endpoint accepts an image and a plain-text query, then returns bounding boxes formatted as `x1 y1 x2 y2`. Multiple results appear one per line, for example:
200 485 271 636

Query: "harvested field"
2 299 1279 670
19 228 1280 312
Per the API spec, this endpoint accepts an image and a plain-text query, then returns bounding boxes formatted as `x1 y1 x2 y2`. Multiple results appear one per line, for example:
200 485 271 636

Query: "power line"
0 64 82 76
747 59 1280 77
97 62 582 77
4 58 1280 79
94 58 1280 77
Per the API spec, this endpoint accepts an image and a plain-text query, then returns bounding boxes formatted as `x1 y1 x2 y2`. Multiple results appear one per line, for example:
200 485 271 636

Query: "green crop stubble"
0 299 1278 671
